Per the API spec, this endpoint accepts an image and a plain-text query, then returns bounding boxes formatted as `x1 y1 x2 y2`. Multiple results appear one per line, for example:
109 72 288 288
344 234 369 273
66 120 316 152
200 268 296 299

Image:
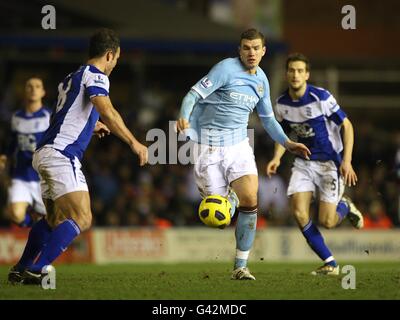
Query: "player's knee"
7 206 25 224
319 216 336 229
239 197 257 207
292 209 309 226
238 193 257 208
73 211 92 232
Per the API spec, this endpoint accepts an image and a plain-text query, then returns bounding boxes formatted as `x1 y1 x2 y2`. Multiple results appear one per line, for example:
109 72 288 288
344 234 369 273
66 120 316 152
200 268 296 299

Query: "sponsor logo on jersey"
229 92 258 105
290 123 315 138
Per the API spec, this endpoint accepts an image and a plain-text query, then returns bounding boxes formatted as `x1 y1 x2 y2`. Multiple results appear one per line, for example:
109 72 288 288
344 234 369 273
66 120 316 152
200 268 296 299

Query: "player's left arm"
340 117 358 187
323 93 358 187
256 96 310 159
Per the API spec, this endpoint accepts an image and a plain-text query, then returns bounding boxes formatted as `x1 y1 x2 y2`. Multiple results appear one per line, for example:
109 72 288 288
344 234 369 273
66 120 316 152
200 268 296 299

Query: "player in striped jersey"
0 77 50 227
9 28 148 284
266 53 363 275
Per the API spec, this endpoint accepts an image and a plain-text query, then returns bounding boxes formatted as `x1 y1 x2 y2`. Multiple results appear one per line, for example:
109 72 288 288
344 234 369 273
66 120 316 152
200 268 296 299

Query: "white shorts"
8 179 46 215
194 138 258 197
287 158 345 204
32 147 89 201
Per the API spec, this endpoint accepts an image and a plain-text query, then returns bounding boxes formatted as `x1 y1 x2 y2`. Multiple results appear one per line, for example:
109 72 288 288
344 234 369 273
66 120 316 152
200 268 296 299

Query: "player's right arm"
176 90 200 132
91 96 148 166
177 60 229 132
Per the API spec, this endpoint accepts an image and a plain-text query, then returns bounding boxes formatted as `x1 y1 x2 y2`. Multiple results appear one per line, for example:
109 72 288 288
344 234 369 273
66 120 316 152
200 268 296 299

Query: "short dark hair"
89 28 120 59
286 53 310 71
240 28 265 46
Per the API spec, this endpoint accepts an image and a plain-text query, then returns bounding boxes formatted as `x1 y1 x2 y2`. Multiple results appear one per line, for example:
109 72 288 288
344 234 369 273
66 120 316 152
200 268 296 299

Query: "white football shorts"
8 179 46 215
287 158 345 204
193 138 258 198
32 147 88 201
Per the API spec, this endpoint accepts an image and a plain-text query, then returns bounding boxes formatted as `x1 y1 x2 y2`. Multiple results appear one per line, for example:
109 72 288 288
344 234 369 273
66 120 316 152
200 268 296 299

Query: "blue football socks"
29 219 81 273
302 219 337 266
18 212 33 228
336 200 350 223
16 218 52 271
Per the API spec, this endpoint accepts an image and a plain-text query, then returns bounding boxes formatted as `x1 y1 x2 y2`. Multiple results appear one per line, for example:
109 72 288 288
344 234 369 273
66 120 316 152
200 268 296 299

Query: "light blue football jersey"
7 107 51 181
275 85 347 166
189 57 275 146
37 65 109 161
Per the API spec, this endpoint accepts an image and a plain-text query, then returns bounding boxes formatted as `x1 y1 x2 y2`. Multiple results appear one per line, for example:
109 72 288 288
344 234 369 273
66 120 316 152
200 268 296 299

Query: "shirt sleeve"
322 93 347 125
84 69 110 98
191 61 228 99
256 94 289 146
179 90 201 120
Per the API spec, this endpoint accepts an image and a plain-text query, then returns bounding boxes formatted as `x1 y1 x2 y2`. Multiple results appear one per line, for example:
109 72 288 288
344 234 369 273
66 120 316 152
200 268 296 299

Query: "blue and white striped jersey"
37 65 109 161
7 107 51 181
275 85 347 166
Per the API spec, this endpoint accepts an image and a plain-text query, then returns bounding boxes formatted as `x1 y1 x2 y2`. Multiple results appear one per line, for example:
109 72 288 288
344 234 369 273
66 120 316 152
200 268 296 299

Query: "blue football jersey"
275 85 347 166
189 57 275 146
37 65 109 161
7 107 51 181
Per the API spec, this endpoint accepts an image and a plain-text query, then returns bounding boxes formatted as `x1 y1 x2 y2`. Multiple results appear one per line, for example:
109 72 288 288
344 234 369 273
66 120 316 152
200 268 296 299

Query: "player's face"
105 47 120 76
286 61 310 91
239 38 266 71
25 78 45 102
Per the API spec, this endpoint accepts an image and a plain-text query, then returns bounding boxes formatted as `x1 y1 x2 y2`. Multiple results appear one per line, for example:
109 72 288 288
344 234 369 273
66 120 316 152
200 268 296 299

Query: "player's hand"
0 155 7 172
285 140 311 160
131 142 148 166
340 160 358 187
94 121 111 138
176 118 190 133
266 159 281 178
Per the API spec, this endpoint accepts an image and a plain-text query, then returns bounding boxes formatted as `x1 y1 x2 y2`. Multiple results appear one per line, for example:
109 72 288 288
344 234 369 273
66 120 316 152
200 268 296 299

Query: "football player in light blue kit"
8 28 148 284
266 53 364 275
0 77 50 227
177 29 311 280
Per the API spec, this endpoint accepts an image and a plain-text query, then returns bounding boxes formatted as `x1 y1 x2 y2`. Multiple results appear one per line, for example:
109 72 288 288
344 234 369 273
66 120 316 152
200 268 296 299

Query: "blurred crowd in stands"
1 76 399 229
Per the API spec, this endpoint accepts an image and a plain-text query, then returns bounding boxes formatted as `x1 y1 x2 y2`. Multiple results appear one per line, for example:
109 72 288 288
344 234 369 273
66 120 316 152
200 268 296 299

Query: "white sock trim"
324 256 335 263
236 249 250 260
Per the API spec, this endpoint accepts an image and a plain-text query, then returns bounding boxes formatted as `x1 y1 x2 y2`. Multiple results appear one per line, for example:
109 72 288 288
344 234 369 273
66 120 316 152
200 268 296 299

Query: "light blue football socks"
234 208 257 269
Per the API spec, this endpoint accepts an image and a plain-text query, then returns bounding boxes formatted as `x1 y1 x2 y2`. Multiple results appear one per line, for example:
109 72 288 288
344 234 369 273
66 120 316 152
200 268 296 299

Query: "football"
198 194 232 229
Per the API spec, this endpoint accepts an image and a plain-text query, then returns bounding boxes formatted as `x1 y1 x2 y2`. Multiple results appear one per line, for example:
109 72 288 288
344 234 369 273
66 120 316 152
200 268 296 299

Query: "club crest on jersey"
200 77 213 89
257 85 264 95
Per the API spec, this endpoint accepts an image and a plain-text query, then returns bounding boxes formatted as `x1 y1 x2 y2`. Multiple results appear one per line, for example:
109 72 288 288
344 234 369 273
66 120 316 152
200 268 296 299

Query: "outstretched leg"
8 199 54 284
292 192 339 275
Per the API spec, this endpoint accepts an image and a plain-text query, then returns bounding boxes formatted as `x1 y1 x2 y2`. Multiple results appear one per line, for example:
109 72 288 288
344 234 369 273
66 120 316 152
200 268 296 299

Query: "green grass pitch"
0 262 399 300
